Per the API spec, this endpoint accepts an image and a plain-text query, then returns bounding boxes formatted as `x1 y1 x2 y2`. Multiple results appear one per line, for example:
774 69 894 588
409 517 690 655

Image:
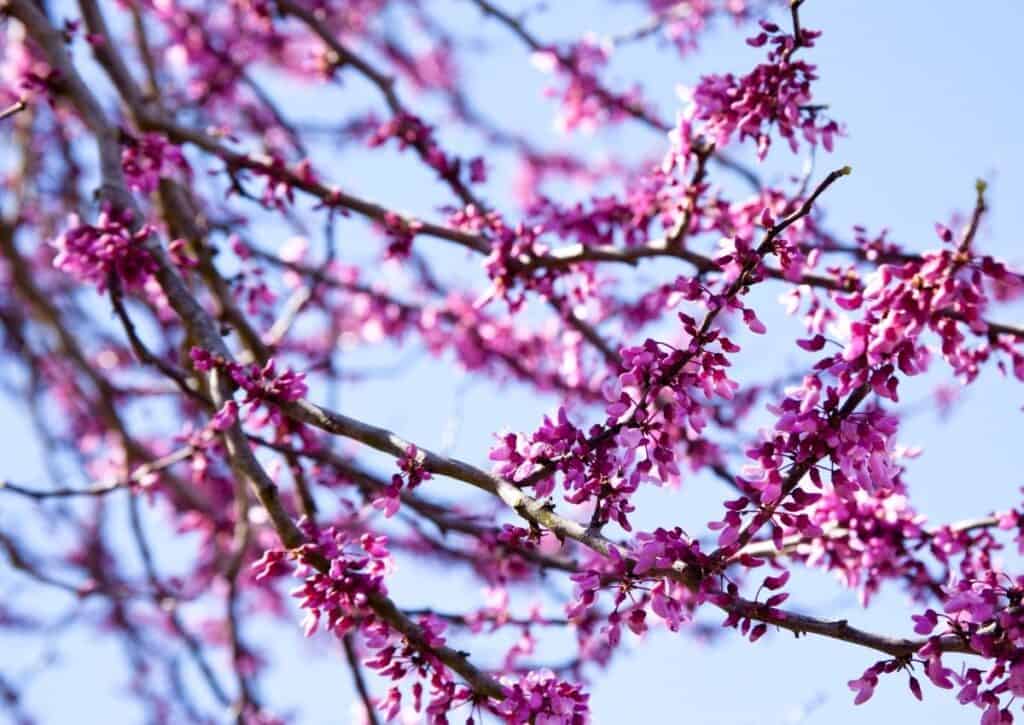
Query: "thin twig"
342 635 382 725
0 445 195 500
0 99 27 121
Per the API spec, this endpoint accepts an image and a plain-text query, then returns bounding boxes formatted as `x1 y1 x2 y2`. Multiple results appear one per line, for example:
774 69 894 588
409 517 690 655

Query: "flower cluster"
373 445 432 517
461 524 554 585
253 524 392 638
567 528 714 654
256 518 486 723
369 113 441 161
120 133 191 194
53 206 156 292
191 348 308 406
847 659 922 707
685 20 838 158
450 206 563 309
491 268 756 531
523 172 671 250
378 212 423 260
496 669 591 725
853 573 1024 724
492 405 644 530
257 521 499 725
650 0 753 56
369 616 478 722
835 222 1011 384
710 375 905 555
380 39 459 93
708 204 1010 558
785 489 931 604
706 188 828 282
531 37 647 134
245 154 321 211
368 112 472 188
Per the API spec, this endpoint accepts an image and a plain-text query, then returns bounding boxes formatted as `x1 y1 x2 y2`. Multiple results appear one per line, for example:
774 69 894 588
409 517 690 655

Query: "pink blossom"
53 206 156 291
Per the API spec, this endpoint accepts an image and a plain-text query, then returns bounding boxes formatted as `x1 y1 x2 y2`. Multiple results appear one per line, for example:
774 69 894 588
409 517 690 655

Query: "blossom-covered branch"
1 0 1022 723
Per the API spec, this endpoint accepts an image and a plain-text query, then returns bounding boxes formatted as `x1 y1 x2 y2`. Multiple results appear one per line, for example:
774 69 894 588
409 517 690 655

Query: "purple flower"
53 206 156 291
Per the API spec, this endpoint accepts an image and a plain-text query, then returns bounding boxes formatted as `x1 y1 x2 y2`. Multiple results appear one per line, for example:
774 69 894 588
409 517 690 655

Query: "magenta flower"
685 21 839 159
53 206 156 291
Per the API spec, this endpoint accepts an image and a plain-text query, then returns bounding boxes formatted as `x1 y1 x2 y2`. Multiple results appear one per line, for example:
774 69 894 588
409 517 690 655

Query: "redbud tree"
1 0 1022 723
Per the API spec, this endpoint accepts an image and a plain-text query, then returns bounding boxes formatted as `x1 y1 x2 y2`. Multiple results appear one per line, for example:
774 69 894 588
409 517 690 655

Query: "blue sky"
2 1 1024 723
